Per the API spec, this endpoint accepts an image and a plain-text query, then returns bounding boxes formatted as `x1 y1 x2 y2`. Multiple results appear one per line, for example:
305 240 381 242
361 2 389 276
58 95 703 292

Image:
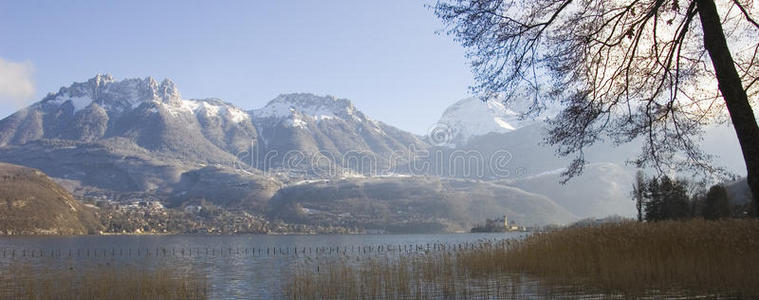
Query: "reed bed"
286 253 521 299
285 219 759 298
0 264 208 299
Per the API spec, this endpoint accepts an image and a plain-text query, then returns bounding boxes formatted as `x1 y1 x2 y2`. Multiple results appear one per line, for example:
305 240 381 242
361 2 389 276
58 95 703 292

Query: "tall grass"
285 219 759 298
482 218 759 296
0 264 207 299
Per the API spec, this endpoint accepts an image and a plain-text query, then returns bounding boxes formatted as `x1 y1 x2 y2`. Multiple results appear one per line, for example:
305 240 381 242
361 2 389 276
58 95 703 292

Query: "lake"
0 232 527 299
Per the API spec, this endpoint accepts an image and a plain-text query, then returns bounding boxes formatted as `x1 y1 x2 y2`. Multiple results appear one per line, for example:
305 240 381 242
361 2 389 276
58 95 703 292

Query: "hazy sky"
0 0 473 134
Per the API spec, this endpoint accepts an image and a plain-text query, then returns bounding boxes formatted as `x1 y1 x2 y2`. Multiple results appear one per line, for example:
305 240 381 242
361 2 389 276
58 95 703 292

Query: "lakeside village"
86 195 554 235
87 198 360 235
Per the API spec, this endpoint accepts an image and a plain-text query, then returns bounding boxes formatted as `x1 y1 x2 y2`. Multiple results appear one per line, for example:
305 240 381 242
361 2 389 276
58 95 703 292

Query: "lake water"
0 232 527 299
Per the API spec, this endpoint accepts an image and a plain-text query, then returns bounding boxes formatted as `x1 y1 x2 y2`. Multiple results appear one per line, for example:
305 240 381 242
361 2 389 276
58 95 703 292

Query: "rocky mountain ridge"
0 73 694 231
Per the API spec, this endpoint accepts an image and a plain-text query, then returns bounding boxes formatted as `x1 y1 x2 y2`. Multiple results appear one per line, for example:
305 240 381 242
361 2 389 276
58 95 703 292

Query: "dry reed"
285 219 759 298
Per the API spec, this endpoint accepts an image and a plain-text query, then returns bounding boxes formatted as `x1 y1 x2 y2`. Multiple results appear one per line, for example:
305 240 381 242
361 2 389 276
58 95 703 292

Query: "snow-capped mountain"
0 74 257 161
252 93 364 123
435 97 536 147
0 74 678 222
428 97 640 219
251 93 379 141
432 96 743 219
0 75 431 207
0 75 273 209
250 93 428 174
41 73 183 112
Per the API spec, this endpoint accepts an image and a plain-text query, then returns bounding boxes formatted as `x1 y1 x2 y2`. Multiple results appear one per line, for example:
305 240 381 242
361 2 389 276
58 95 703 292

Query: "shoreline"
0 231 518 238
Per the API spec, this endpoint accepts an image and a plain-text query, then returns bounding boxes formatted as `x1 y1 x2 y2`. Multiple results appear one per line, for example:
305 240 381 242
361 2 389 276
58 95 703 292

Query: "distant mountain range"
0 74 747 232
429 94 745 218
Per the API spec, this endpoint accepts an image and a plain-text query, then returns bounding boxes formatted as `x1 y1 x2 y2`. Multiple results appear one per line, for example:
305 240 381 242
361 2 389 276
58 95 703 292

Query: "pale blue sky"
0 0 472 134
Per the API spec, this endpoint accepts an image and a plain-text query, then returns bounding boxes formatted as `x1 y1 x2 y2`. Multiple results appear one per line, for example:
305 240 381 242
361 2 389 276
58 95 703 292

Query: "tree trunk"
697 0 759 216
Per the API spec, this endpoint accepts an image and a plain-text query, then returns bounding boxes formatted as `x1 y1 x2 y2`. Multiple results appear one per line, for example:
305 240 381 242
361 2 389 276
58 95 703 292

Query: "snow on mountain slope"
42 73 182 112
0 74 274 208
253 93 360 121
40 74 250 124
0 74 590 226
436 97 534 146
249 93 427 174
0 74 257 162
181 98 250 123
251 93 370 132
251 93 386 139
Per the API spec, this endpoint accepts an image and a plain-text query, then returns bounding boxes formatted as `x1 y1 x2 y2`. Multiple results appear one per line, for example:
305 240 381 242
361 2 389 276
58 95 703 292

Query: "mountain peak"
88 73 115 86
253 93 362 122
154 77 181 104
437 97 531 146
40 75 183 112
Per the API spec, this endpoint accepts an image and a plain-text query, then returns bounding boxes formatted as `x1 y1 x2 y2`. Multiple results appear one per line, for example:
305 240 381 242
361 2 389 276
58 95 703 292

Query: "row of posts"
0 240 513 259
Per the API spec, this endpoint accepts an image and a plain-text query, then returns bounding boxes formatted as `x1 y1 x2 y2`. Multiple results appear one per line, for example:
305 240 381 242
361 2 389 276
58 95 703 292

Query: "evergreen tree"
645 178 663 222
665 178 691 220
644 176 690 221
690 191 707 218
703 185 731 220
